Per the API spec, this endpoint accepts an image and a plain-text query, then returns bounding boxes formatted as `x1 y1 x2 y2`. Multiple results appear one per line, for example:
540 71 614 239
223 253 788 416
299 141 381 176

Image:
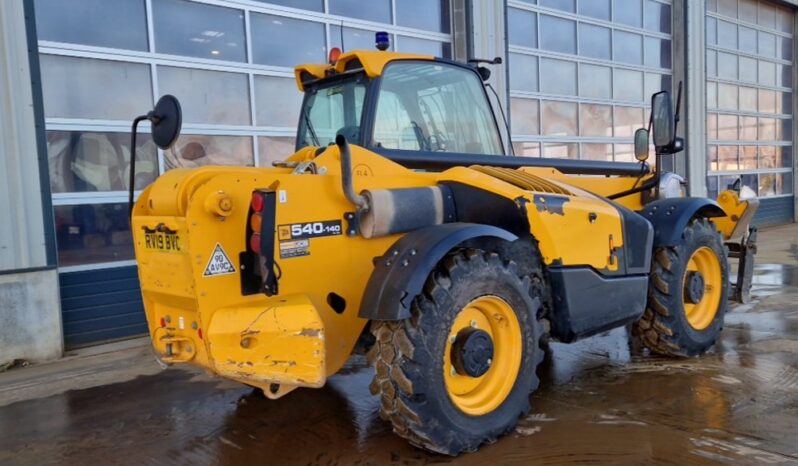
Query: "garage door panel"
706 0 794 225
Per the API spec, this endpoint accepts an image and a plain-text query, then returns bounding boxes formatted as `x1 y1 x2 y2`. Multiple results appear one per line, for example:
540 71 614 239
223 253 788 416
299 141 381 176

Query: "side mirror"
633 128 650 162
651 91 675 148
150 95 182 149
129 95 182 215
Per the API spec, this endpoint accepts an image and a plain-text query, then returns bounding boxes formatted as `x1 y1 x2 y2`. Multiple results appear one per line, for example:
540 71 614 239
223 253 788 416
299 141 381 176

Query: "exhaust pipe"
335 135 368 210
334 135 455 239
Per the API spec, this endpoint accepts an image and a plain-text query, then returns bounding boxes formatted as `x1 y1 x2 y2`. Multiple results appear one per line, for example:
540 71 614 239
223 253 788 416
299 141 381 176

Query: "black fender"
640 197 726 247
359 223 518 320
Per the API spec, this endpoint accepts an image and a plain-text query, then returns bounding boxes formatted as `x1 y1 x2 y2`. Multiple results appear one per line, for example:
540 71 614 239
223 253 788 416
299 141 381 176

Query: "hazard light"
329 47 342 64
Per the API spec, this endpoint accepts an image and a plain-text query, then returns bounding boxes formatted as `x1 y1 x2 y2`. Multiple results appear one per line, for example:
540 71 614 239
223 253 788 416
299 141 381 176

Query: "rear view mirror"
651 91 675 148
633 128 649 162
151 95 182 150
129 95 183 215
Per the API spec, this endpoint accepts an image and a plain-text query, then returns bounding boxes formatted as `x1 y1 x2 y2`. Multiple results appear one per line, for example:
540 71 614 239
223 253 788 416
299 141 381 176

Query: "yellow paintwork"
438 166 626 270
208 296 325 397
714 189 758 239
132 143 634 395
295 50 434 90
133 54 757 398
683 246 723 330
443 296 522 415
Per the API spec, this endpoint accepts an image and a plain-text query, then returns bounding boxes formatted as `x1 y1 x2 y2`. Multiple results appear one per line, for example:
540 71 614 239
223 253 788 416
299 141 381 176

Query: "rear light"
243 189 278 296
250 212 262 232
197 328 203 340
249 233 261 253
251 192 265 213
160 317 166 328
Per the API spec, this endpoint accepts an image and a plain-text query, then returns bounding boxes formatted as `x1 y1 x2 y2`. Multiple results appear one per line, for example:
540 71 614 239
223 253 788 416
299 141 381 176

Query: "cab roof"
294 50 434 91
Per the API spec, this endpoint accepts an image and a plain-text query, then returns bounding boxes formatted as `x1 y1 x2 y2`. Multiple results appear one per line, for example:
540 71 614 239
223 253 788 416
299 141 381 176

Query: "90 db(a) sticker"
279 239 309 258
278 220 342 241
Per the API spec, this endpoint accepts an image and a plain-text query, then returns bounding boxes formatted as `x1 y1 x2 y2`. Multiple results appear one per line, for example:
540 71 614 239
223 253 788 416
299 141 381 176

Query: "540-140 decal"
278 220 343 241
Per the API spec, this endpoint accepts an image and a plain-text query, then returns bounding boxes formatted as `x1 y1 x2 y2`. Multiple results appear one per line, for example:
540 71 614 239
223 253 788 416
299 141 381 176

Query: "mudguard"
640 197 726 247
359 223 517 320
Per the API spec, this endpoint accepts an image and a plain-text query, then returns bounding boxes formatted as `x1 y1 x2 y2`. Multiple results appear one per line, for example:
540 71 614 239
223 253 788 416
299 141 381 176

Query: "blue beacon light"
375 31 390 51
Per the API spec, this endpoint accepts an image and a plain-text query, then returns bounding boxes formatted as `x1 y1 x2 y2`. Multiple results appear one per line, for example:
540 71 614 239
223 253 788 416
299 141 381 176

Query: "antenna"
673 80 683 131
339 20 345 52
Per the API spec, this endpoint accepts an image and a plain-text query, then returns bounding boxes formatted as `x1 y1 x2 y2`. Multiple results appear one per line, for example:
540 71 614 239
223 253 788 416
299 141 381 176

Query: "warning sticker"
203 243 236 277
279 239 310 259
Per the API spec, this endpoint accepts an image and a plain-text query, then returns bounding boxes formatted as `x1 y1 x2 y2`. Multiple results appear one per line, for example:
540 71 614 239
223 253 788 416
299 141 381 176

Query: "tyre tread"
368 249 546 454
635 218 728 357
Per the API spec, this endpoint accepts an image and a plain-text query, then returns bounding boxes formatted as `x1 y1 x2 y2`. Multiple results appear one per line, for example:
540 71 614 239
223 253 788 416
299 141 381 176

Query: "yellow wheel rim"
683 246 722 330
443 296 522 416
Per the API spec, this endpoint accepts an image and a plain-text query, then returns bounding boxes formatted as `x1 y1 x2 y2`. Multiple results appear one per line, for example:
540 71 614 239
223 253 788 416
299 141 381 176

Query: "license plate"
144 231 182 253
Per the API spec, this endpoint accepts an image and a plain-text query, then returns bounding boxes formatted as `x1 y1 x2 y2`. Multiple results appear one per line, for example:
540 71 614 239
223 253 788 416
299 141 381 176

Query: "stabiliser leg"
727 226 757 304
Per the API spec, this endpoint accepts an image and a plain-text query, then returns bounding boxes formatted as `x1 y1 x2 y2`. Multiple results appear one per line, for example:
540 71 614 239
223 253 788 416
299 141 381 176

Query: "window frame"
36 0 455 271
704 1 795 200
364 59 506 157
506 0 674 162
295 71 370 150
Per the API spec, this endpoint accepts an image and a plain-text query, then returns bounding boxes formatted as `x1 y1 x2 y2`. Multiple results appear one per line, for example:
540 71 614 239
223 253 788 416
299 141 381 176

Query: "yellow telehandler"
127 36 758 455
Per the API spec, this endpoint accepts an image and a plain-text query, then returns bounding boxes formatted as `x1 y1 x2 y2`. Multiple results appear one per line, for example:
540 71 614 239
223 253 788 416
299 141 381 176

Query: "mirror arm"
129 115 150 217
146 110 161 126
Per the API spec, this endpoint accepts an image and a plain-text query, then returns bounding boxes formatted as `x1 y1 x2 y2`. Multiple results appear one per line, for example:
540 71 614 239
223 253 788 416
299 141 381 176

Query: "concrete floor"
1 226 798 465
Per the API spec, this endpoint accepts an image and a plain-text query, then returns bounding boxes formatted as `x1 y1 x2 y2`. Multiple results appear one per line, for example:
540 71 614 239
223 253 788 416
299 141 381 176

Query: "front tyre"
635 218 729 357
367 249 544 455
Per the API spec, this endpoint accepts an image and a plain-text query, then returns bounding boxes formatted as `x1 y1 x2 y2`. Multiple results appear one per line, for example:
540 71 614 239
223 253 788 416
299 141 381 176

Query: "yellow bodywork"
132 143 634 396
132 50 757 398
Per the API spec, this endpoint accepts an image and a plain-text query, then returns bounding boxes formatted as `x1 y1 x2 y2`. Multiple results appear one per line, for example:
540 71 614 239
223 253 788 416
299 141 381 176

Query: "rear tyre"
635 218 729 357
367 249 545 455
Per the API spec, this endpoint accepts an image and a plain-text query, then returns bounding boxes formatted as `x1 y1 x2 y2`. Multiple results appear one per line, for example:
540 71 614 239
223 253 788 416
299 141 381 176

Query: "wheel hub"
451 327 494 377
685 271 705 304
443 295 522 415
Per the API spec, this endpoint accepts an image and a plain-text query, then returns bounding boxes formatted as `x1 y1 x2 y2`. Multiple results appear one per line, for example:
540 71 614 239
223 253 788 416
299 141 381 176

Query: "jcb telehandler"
128 37 758 455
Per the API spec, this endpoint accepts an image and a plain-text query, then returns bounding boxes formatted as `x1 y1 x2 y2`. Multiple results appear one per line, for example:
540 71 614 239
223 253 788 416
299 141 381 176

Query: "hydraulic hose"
607 174 659 200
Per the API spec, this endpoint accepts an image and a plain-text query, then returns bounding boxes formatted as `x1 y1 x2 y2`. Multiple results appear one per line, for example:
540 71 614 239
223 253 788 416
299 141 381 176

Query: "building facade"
1 0 797 358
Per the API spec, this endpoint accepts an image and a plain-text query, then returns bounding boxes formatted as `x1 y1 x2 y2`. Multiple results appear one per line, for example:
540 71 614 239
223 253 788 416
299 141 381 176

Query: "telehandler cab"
129 37 758 455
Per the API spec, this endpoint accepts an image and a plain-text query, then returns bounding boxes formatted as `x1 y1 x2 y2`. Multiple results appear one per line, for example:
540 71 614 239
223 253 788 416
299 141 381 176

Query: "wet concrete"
2 265 798 465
